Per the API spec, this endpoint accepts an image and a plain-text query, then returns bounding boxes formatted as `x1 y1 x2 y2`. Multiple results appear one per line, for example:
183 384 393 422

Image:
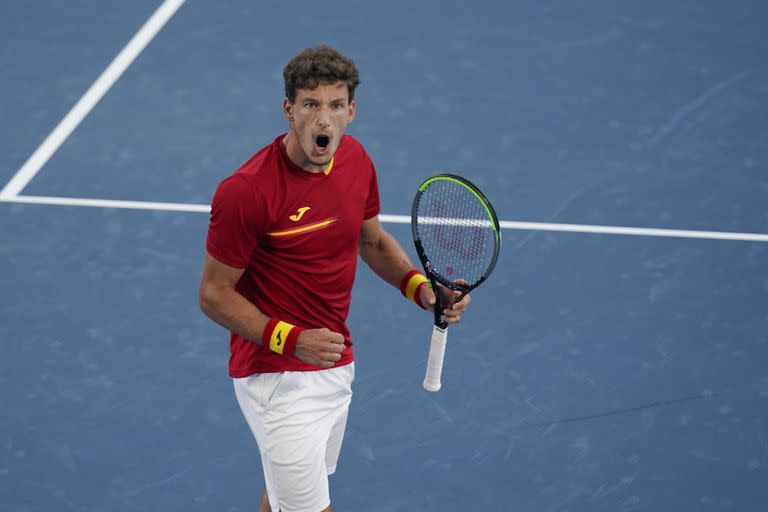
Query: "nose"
316 107 331 128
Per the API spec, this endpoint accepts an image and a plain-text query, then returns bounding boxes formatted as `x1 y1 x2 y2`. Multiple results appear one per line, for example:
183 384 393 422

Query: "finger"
450 292 471 309
444 315 461 324
449 280 470 306
322 352 342 362
437 288 455 306
420 286 436 308
326 342 345 353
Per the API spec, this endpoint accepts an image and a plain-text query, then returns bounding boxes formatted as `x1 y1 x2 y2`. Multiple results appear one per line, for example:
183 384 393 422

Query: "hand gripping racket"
412 173 501 392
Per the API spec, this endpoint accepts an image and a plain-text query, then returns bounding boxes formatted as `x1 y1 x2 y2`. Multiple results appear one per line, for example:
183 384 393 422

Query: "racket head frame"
411 173 501 327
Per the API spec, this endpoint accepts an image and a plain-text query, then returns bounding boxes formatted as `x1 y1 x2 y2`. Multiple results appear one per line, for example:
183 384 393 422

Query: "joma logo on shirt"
289 206 311 221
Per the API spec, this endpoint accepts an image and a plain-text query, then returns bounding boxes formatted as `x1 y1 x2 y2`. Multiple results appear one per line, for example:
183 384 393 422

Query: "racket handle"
423 325 448 392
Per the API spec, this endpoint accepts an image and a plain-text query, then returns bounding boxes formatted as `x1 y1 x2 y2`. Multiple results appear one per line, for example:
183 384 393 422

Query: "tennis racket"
411 173 501 392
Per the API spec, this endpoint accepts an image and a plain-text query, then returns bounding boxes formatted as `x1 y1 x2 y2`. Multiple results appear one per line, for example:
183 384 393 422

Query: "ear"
347 99 356 123
283 98 293 121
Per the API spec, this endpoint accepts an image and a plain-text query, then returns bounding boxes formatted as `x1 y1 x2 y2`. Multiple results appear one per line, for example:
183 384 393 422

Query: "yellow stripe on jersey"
267 218 338 237
323 157 334 176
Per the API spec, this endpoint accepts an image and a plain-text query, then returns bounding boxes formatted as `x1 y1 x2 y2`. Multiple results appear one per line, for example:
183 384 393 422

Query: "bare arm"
357 216 470 324
358 216 417 287
198 252 344 368
199 252 270 340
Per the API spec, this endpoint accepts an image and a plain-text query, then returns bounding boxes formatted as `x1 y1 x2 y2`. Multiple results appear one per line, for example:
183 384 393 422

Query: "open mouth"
315 135 330 148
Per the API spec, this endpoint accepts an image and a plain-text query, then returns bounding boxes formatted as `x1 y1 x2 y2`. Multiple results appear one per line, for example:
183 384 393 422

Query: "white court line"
2 194 209 213
497 220 768 243
0 0 765 245
2 194 768 243
0 0 186 200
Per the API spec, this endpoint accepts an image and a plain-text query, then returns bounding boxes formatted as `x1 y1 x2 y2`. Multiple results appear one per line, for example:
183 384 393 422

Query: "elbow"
357 239 376 264
198 281 218 317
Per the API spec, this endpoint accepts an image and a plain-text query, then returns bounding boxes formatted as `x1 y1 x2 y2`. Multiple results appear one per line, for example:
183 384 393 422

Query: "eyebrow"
302 97 348 104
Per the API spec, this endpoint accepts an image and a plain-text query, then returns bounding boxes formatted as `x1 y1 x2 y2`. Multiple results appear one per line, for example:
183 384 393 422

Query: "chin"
312 150 335 165
313 157 333 167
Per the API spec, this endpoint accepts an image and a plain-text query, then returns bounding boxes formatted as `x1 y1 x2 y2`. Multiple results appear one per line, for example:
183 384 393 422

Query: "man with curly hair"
199 45 470 512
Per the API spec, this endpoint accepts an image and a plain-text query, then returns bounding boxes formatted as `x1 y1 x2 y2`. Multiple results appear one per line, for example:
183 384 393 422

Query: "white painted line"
2 194 209 213
2 194 767 243
379 214 409 224
0 0 186 200
498 220 768 243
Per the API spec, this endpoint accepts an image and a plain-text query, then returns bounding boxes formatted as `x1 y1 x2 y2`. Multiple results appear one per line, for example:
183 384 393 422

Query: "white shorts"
233 363 354 512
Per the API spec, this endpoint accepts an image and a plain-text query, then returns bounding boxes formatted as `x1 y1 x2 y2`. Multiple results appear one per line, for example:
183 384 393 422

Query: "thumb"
423 286 436 306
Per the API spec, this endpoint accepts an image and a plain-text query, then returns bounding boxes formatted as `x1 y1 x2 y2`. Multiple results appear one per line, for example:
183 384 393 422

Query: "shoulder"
235 136 283 181
217 136 285 196
339 134 371 159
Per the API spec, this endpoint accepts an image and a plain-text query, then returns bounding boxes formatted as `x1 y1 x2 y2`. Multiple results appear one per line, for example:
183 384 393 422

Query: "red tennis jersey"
206 134 381 376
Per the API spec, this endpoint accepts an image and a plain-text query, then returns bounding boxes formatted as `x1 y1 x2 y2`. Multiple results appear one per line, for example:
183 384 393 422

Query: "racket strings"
416 180 497 287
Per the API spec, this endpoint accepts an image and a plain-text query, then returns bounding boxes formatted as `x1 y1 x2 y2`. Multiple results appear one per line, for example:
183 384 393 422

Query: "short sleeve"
205 174 268 268
363 157 381 220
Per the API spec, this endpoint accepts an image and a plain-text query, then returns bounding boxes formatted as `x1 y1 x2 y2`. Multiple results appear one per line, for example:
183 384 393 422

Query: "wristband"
400 269 429 309
261 318 304 355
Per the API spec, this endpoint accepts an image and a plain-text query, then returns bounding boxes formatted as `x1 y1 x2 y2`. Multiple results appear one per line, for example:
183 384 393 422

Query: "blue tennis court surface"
2 1 767 510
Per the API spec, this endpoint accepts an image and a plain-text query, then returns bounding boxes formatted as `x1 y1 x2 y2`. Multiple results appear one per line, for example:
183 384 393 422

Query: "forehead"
294 81 349 102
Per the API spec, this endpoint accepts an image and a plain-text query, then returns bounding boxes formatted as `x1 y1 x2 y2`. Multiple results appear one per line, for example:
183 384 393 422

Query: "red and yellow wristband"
400 269 429 309
261 318 304 356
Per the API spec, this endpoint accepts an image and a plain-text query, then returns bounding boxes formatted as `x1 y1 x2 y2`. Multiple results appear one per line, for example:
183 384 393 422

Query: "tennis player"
199 45 470 512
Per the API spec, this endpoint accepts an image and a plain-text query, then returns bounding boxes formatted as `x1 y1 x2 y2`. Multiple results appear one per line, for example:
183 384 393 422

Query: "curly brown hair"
283 45 361 103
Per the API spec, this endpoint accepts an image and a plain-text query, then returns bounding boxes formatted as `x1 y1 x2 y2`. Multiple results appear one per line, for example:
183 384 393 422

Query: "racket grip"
423 325 448 392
